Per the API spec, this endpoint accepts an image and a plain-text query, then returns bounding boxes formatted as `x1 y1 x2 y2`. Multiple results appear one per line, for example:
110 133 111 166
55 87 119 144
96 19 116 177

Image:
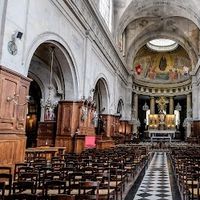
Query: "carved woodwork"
0 66 31 166
119 120 132 135
191 120 200 138
37 121 56 147
56 101 82 136
55 135 73 153
74 135 86 154
96 139 115 150
56 101 95 152
101 114 117 137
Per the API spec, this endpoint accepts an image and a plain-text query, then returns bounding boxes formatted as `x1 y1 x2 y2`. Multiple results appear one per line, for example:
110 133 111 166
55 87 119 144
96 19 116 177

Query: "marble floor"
131 152 174 200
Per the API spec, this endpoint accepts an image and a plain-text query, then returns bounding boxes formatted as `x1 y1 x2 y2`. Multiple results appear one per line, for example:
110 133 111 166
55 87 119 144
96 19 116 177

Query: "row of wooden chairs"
170 146 200 200
0 145 150 200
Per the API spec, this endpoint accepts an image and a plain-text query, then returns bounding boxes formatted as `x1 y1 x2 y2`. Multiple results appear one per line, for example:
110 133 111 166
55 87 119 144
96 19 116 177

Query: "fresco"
133 45 191 82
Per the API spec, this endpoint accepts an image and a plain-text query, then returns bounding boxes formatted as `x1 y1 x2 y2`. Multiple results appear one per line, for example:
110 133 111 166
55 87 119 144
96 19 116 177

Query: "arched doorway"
26 80 42 148
27 41 78 146
93 78 109 135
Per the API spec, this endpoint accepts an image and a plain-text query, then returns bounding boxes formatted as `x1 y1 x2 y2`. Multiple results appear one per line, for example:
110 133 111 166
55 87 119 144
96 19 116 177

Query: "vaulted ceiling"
112 0 200 86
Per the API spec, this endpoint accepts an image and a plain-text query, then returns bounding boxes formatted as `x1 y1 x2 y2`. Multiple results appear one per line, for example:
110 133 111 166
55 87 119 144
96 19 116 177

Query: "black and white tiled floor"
133 152 172 200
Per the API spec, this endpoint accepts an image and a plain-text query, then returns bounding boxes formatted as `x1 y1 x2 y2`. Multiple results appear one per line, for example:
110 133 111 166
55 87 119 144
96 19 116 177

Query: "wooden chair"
0 182 5 200
7 194 37 200
44 180 67 196
14 163 28 181
75 181 99 200
0 173 12 196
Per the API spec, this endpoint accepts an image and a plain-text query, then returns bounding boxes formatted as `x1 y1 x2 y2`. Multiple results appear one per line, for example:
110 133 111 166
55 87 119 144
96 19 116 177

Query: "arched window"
99 0 112 30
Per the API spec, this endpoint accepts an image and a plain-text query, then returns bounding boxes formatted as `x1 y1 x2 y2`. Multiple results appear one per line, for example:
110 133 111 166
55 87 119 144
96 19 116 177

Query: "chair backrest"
13 181 36 194
0 182 5 200
44 180 66 196
0 173 12 195
9 193 37 200
14 163 28 181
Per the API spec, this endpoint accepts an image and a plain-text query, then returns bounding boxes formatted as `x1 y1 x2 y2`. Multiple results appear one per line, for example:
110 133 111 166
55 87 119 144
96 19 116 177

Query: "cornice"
63 0 130 83
133 79 192 96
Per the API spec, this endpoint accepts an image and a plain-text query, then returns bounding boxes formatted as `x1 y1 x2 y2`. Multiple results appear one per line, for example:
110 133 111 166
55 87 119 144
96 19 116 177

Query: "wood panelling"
0 66 31 133
191 120 200 137
0 66 31 166
55 135 73 153
96 139 115 150
56 101 82 136
101 114 116 137
56 101 95 153
119 120 133 135
74 135 85 154
37 121 56 146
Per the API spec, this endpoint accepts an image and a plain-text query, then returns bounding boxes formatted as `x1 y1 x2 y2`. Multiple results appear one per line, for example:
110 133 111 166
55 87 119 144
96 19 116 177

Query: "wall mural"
133 46 191 82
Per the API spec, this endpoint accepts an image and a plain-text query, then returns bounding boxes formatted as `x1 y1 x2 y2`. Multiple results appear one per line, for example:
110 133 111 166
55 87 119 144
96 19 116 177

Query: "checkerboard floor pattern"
133 151 172 200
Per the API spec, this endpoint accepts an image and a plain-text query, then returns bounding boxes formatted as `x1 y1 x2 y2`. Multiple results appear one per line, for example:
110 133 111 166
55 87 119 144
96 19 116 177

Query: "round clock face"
8 41 17 55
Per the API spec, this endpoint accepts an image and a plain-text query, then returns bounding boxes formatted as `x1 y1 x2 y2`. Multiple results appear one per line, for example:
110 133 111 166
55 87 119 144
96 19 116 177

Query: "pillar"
186 93 192 138
150 96 155 114
133 93 138 134
169 97 174 114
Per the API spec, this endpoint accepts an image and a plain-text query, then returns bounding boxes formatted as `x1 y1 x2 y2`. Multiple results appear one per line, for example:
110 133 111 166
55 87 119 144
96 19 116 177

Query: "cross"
156 96 169 114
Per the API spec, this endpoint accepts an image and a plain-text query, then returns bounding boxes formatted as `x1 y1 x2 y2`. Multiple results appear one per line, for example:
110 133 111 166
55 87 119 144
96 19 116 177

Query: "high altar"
148 114 176 130
148 114 176 142
147 96 177 142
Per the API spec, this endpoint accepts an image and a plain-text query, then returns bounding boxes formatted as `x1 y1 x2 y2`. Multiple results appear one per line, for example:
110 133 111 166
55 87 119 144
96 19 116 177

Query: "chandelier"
41 47 58 120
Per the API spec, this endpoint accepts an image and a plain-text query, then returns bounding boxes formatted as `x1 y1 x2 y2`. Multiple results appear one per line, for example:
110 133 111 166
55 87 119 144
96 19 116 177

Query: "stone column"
133 93 138 134
169 96 174 114
192 81 198 119
186 93 192 138
134 93 138 119
150 96 155 114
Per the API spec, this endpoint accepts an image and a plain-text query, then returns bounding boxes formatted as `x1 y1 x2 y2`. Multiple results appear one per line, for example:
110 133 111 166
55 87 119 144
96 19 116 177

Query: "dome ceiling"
147 39 178 52
114 0 200 80
133 45 191 83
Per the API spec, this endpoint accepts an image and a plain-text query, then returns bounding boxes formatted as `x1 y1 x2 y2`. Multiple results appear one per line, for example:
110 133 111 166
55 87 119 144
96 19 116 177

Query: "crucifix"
156 96 169 114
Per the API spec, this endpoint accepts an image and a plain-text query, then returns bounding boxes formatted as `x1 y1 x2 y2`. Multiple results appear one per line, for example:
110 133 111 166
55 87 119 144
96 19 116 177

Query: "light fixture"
41 46 58 120
142 102 149 111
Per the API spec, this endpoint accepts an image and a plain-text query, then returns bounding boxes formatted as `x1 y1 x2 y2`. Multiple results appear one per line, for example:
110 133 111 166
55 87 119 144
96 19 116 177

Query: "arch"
28 71 45 100
93 76 110 114
126 28 198 70
117 98 124 118
116 0 200 38
24 32 79 99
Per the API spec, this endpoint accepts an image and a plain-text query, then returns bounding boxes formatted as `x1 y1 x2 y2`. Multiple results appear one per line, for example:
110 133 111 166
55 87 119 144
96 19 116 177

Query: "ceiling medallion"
147 38 178 52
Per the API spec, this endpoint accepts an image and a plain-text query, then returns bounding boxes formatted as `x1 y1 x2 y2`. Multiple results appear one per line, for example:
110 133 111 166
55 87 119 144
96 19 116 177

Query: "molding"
63 0 130 82
0 65 32 82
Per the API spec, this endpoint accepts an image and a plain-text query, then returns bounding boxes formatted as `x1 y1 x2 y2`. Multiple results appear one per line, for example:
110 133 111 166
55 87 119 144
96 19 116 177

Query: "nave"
2 143 200 200
131 152 173 200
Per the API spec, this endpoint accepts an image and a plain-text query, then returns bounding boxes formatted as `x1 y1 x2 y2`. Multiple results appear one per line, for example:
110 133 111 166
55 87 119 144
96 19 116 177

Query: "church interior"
1 0 200 199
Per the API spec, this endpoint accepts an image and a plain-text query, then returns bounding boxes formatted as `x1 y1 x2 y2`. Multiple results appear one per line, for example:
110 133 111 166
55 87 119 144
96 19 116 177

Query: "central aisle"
133 152 172 200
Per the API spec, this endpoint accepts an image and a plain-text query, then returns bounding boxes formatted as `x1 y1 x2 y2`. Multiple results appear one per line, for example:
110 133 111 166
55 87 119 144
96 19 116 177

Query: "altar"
147 113 177 142
148 129 176 142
